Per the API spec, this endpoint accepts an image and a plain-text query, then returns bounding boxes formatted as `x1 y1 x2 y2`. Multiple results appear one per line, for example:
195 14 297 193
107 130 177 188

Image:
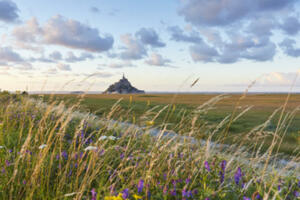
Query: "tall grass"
0 92 299 200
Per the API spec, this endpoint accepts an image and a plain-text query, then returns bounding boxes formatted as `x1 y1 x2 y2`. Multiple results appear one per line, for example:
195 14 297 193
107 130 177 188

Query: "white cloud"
0 0 19 23
57 63 71 71
120 34 147 60
13 15 114 53
145 53 171 66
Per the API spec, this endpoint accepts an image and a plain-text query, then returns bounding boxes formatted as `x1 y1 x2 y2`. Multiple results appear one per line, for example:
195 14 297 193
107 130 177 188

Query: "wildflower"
163 186 168 194
170 187 176 196
192 189 198 195
185 178 191 185
0 146 4 149
234 167 242 185
62 151 68 160
220 160 227 171
243 197 251 200
1 167 5 174
99 149 105 156
204 161 211 172
277 185 281 191
99 136 108 140
108 136 117 140
219 171 225 184
187 191 193 197
122 188 129 199
5 160 11 166
205 198 210 200
99 135 118 141
133 194 142 200
38 144 47 149
255 193 262 199
146 121 154 126
294 191 299 197
91 188 97 200
137 179 144 193
84 146 97 151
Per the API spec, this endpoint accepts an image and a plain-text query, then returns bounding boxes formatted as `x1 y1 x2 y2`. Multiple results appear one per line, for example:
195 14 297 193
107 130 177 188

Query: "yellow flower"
146 121 154 126
133 194 143 200
104 195 123 200
172 104 176 112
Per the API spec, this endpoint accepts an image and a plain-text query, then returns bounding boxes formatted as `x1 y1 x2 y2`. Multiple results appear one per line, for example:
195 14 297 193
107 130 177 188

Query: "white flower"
99 135 119 141
84 146 97 151
98 136 108 141
0 146 4 149
38 144 47 149
108 136 117 140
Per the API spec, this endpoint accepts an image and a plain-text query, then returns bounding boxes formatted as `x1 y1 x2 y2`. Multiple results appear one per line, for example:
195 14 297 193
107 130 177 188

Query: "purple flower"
170 188 176 196
204 161 211 172
22 180 26 185
62 151 68 160
220 160 227 171
5 160 11 166
91 188 97 200
163 186 168 195
1 167 5 174
172 179 176 186
234 167 242 185
243 197 251 200
277 185 281 191
256 194 262 199
298 180 300 188
182 189 187 197
219 171 225 184
122 188 129 199
205 198 210 200
185 178 191 185
294 191 299 197
137 179 144 193
192 189 198 195
163 173 167 180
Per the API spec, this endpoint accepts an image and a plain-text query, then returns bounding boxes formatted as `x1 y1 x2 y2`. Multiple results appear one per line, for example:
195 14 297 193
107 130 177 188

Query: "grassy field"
42 93 300 156
0 92 299 199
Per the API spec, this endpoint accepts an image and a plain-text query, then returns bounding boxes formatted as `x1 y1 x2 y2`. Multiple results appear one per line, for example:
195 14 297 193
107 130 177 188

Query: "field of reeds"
0 91 299 199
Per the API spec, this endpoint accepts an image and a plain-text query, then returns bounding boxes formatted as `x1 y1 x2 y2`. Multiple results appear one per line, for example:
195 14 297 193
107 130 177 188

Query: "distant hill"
103 75 145 94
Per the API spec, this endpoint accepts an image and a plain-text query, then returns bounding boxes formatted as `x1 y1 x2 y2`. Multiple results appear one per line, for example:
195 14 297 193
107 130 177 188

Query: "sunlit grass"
0 91 299 199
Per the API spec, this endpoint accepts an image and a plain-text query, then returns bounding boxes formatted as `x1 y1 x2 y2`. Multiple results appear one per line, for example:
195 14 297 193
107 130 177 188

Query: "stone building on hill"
103 74 145 94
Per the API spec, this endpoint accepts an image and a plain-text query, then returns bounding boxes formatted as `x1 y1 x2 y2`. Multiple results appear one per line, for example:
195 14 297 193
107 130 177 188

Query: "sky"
1 0 300 93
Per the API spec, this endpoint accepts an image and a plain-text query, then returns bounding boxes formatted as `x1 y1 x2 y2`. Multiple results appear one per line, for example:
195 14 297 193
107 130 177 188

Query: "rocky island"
103 74 145 94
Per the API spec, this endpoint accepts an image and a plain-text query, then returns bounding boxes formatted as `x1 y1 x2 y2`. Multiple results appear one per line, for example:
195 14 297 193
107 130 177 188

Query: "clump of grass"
0 91 299 200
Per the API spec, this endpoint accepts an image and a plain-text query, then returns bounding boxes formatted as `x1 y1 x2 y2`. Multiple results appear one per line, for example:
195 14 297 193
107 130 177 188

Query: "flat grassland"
45 93 300 155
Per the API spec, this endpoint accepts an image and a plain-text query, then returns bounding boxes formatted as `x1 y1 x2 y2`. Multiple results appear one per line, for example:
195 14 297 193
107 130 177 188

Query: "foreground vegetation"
0 91 299 199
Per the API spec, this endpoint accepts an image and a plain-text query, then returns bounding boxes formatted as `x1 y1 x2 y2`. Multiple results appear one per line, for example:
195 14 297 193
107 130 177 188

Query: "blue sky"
1 0 300 92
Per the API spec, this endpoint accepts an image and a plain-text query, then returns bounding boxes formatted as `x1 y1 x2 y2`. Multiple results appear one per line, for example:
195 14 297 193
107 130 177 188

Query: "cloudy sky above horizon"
1 0 300 92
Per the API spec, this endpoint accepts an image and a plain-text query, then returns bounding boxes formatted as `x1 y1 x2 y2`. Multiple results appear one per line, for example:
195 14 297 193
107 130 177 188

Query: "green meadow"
43 93 300 156
0 91 299 199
